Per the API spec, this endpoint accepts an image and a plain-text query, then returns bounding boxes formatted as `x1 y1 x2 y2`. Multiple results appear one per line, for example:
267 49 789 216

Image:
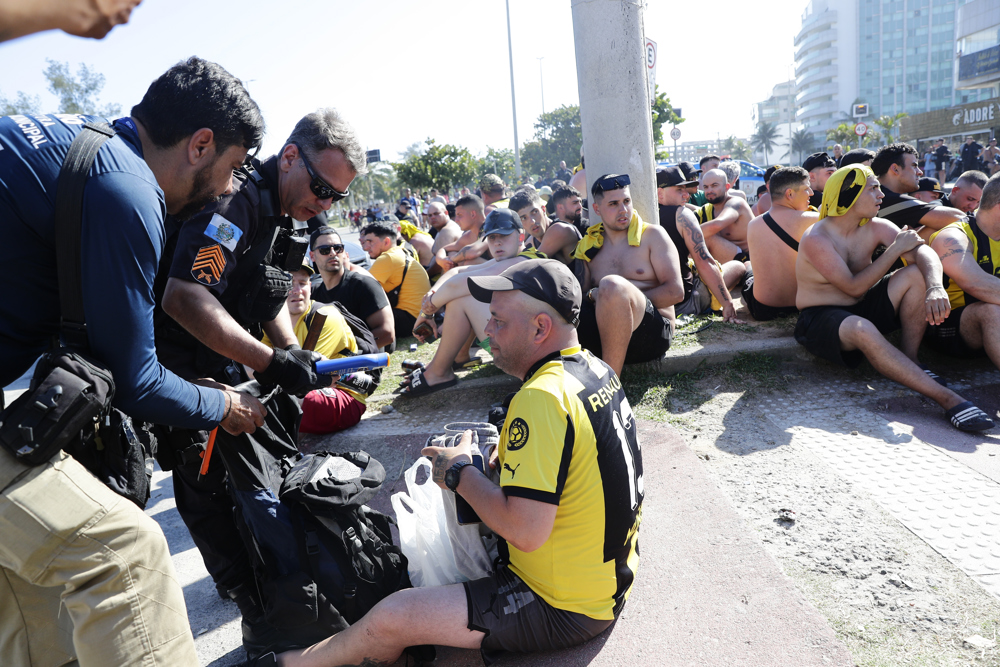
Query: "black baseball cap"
803 152 836 172
839 148 876 167
468 258 581 327
481 207 523 237
678 161 700 180
917 177 944 196
656 166 698 188
398 198 411 207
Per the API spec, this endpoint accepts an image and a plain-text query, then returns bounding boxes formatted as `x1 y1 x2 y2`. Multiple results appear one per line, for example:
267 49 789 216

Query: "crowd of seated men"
298 148 998 436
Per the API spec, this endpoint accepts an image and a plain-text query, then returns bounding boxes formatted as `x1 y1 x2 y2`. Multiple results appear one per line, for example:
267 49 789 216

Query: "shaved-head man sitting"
794 165 993 433
941 170 987 215
694 168 754 268
742 167 819 321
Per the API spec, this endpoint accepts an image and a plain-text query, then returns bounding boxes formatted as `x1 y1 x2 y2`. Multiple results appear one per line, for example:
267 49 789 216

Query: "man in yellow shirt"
360 220 431 342
262 263 373 433
272 259 641 666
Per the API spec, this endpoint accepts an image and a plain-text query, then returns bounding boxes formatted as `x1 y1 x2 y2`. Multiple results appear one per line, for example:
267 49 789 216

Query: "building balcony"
797 64 840 89
795 11 837 47
795 27 839 61
798 98 841 122
796 46 840 75
797 81 839 105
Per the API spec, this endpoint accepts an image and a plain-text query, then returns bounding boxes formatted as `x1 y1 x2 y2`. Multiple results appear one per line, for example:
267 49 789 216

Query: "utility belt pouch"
238 264 292 323
0 348 113 466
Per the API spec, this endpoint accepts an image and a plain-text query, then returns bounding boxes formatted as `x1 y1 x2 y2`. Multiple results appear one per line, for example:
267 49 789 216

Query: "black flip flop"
399 368 458 397
918 363 948 387
945 401 995 432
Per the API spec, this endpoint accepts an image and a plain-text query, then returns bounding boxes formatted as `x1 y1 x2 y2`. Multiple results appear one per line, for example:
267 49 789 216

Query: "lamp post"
537 56 545 116
506 0 522 181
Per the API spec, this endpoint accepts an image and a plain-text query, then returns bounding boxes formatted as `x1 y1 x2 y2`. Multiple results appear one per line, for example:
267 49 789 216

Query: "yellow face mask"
819 165 876 227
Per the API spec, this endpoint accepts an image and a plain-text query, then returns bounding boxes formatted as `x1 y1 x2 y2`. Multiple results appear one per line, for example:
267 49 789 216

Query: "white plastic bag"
391 457 491 587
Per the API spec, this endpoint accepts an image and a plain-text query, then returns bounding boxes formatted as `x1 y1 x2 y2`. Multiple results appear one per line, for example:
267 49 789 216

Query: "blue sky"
0 0 804 160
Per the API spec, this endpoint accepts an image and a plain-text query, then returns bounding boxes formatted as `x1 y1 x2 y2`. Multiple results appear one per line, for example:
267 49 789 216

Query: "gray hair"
981 173 1000 212
284 108 367 176
956 170 988 190
718 160 741 185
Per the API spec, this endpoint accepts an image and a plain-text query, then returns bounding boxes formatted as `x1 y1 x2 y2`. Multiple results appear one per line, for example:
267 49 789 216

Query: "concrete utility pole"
506 0 522 181
571 0 656 224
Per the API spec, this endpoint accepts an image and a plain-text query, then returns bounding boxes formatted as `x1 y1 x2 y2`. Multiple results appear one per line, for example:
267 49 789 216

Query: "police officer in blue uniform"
0 57 267 665
152 108 368 653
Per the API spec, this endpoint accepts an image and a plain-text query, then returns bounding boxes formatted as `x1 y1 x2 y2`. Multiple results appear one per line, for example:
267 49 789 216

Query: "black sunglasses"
294 143 350 202
593 174 631 193
314 244 345 256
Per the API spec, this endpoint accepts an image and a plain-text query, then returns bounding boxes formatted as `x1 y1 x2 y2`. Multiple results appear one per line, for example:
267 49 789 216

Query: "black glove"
256 348 332 396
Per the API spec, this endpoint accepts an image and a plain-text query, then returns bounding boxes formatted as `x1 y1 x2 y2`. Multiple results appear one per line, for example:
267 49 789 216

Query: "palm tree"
751 122 782 165
790 128 814 164
732 140 753 162
872 112 908 145
826 123 857 150
721 135 738 156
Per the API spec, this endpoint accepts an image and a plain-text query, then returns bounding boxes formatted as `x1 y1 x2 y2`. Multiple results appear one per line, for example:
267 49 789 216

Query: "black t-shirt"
658 204 694 302
808 191 824 209
878 185 936 229
311 270 389 322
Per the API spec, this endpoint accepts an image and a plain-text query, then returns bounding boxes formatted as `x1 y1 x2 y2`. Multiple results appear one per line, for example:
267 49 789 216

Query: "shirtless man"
742 167 818 321
925 174 1000 369
440 194 488 269
752 165 782 216
509 189 581 264
427 201 461 270
794 165 993 432
400 208 543 396
941 171 987 214
656 166 742 322
696 168 754 266
872 143 965 237
981 137 1000 176
803 152 838 208
718 161 747 201
575 173 683 375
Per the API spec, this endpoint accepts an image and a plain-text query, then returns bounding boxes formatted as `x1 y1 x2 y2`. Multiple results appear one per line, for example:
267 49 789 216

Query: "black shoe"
240 651 276 667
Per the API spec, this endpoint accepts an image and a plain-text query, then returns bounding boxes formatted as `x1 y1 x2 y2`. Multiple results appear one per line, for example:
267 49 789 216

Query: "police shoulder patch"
204 214 243 251
506 417 529 451
191 244 226 286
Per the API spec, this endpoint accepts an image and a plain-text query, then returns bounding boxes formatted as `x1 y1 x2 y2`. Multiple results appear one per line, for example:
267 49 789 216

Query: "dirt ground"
618 351 1000 667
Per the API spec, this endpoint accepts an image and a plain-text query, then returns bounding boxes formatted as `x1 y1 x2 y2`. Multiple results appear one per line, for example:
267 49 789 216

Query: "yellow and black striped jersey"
498 346 642 620
930 219 1000 309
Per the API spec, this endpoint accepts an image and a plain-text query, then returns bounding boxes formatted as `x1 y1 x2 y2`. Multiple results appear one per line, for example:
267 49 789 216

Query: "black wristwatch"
444 460 475 492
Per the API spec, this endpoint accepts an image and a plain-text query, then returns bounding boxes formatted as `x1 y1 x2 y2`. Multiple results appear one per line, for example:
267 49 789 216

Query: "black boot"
227 583 280 658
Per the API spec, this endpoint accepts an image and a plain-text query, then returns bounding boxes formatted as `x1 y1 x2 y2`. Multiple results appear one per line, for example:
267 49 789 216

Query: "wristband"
222 394 233 421
587 287 597 303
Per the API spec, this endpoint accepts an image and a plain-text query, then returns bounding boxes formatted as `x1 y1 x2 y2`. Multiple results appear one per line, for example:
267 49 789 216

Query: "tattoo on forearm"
695 243 713 262
432 455 448 484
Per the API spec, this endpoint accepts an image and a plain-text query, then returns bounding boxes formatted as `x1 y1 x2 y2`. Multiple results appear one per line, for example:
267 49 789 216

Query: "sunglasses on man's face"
593 174 631 193
294 143 350 201
314 244 345 256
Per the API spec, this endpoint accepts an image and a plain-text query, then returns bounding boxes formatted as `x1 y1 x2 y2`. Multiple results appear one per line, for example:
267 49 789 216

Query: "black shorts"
577 296 673 364
922 306 986 358
464 566 612 665
392 307 417 342
794 274 900 368
741 269 798 322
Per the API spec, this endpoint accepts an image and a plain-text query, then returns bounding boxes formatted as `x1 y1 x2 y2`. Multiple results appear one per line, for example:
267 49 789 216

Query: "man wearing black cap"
574 174 683 375
839 148 875 168
271 259 643 667
803 152 838 208
394 197 417 223
679 161 708 206
656 166 742 322
400 208 545 396
912 177 945 205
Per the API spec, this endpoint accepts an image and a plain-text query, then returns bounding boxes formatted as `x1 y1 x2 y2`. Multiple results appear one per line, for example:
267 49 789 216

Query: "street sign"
645 38 657 105
366 149 381 164
670 127 682 141
852 104 869 118
854 123 868 137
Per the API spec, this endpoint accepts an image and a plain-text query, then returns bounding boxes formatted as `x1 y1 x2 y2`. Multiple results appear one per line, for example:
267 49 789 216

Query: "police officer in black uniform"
152 108 367 650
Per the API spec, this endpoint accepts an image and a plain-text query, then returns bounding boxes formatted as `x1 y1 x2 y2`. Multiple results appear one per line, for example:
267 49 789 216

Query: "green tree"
43 59 120 116
394 138 479 192
519 104 582 177
751 121 782 165
650 85 684 149
731 139 753 162
826 123 857 150
790 128 815 165
0 91 42 115
871 112 908 145
478 147 516 184
347 161 399 207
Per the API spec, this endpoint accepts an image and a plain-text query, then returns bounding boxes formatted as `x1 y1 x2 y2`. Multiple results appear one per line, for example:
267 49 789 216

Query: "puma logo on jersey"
504 462 521 478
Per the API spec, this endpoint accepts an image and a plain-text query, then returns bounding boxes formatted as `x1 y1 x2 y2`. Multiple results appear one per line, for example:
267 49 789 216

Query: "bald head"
425 201 449 229
702 169 729 187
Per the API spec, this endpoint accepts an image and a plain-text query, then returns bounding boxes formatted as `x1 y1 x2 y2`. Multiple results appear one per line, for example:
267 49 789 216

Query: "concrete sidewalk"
167 416 853 665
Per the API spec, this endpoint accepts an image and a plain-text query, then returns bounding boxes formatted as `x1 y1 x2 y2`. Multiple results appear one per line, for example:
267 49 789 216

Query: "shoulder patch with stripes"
191 244 226 286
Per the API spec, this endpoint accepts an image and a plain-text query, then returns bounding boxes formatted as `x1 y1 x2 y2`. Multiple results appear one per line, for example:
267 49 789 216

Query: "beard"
172 161 222 222
705 191 726 205
566 209 581 224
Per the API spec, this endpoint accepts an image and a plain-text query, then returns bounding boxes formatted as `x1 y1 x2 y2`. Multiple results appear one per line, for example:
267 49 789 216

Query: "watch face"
445 467 460 491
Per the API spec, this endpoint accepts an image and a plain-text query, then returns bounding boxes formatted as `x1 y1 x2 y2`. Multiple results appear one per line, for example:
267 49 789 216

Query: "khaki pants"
0 449 198 667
